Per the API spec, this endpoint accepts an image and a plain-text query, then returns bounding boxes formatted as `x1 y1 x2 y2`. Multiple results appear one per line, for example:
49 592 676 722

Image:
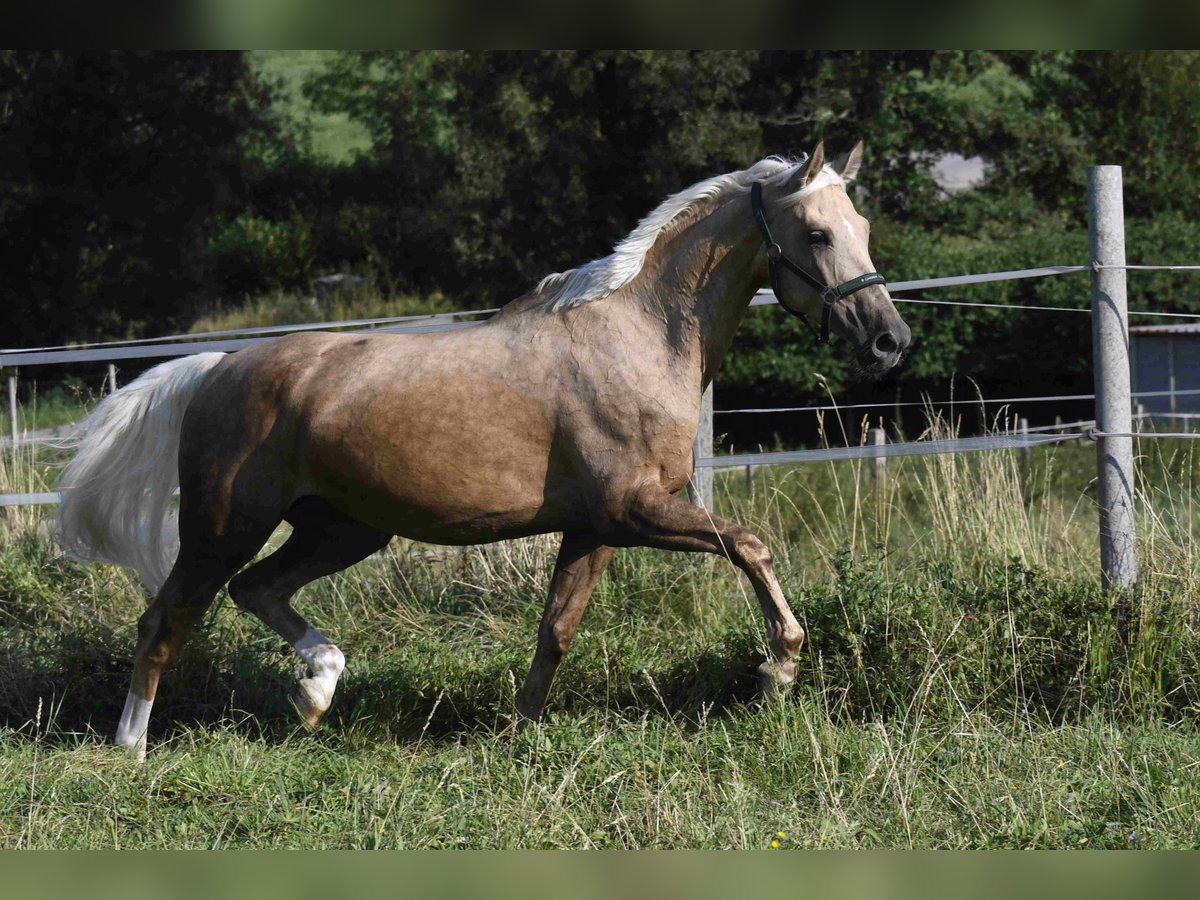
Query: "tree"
0 51 272 346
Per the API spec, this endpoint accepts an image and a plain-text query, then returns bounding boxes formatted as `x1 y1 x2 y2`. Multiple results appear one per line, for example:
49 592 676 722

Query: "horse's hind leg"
227 497 390 728
516 533 615 725
115 519 277 761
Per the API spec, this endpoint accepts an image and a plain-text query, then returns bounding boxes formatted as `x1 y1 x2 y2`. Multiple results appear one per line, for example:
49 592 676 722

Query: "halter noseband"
750 180 887 344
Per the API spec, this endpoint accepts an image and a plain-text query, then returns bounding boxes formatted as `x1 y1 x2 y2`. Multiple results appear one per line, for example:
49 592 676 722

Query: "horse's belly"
301 376 582 541
312 455 568 543
336 498 562 545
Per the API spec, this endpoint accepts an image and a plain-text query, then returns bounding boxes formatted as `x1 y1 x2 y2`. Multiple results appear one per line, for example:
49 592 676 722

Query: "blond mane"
535 156 844 311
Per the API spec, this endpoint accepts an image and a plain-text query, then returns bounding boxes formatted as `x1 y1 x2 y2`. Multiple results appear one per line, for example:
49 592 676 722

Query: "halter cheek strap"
750 181 887 344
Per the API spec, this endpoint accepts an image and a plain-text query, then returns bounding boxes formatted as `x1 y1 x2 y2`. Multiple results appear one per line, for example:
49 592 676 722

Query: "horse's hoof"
512 704 542 733
117 741 147 764
756 661 797 698
293 679 330 730
113 734 147 764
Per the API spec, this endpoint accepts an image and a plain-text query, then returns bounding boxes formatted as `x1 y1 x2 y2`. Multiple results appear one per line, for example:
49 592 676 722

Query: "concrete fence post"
7 373 16 447
688 384 714 508
1088 165 1138 591
869 426 886 485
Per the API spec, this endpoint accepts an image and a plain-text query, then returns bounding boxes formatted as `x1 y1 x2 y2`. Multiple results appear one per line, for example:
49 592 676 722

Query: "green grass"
188 290 464 337
0 383 93 439
3 408 1200 847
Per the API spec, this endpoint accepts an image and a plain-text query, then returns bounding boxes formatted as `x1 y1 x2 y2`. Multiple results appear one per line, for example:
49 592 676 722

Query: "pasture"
3 415 1200 848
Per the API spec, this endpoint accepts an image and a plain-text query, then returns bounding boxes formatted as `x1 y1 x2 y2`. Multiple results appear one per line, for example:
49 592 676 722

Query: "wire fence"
5 262 1200 370
6 422 1199 509
714 387 1200 417
3 244 1200 512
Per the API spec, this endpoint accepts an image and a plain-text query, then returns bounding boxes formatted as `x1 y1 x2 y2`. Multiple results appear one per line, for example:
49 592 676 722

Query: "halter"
750 180 887 344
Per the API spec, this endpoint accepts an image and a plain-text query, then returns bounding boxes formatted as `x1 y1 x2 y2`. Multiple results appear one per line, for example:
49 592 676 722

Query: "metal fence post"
688 384 714 508
107 363 118 395
1088 165 1138 591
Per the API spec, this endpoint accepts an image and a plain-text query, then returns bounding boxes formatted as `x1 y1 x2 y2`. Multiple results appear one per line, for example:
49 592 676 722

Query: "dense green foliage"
0 52 269 347
4 51 1200 420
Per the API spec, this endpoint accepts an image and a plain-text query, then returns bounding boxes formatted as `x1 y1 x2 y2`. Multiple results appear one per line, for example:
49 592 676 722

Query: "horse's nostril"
874 331 899 356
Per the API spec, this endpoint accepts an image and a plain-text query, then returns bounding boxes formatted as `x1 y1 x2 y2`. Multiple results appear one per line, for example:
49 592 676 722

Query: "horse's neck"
630 193 764 388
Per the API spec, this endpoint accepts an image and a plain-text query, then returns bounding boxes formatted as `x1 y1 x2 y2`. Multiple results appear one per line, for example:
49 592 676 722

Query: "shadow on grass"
0 625 770 750
0 625 294 749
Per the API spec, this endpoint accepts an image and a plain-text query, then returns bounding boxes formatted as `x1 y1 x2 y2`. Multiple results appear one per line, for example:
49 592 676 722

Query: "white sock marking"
294 627 345 714
114 690 152 762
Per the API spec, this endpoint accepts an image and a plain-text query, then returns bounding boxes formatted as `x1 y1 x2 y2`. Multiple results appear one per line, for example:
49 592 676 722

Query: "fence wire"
715 387 1200 416
6 260 1200 368
9 427 1200 509
4 256 1200 507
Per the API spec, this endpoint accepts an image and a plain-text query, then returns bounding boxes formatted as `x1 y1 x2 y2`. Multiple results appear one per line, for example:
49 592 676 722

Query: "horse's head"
756 142 910 380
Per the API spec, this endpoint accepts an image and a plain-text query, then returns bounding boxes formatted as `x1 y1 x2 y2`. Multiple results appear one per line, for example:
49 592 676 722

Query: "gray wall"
1132 334 1200 413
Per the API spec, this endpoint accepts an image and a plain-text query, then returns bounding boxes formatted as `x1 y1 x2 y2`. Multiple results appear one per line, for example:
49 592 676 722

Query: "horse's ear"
834 141 864 182
785 142 825 192
802 142 825 186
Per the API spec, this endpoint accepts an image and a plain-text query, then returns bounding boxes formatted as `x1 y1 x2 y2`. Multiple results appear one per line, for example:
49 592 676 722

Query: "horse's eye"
808 230 829 245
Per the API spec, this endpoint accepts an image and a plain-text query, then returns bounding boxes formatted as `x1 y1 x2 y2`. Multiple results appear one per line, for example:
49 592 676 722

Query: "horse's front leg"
516 533 616 725
618 485 805 693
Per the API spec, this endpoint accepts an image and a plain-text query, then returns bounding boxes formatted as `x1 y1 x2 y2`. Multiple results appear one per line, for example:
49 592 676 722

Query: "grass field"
3 408 1200 847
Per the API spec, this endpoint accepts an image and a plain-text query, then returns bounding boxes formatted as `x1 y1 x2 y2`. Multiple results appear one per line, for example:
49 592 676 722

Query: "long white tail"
53 352 227 594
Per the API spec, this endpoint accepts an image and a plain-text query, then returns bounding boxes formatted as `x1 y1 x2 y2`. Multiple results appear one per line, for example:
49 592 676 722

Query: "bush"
205 214 315 299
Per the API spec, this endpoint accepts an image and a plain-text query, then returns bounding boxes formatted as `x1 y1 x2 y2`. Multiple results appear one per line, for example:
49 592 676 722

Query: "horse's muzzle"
851 317 910 381
870 318 911 370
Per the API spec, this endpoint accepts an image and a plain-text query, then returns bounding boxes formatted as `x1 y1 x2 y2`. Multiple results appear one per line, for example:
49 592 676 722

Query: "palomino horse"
55 142 909 759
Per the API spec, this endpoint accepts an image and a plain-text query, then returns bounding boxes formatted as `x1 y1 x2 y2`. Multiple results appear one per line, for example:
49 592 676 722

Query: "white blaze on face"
837 213 876 283
842 215 865 252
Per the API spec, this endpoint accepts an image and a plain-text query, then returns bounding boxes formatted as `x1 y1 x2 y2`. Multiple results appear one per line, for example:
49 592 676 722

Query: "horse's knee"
134 605 172 666
732 532 773 573
536 619 573 660
551 619 577 656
